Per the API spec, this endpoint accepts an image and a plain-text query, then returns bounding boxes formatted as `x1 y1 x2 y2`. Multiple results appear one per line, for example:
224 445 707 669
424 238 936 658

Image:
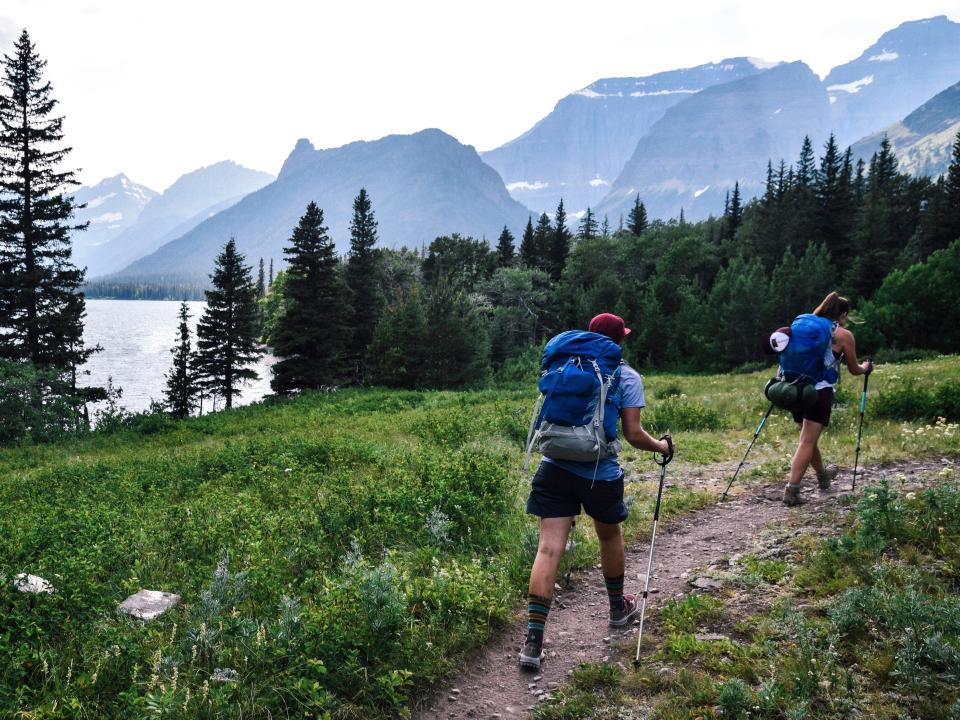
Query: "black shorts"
792 387 834 427
526 461 628 524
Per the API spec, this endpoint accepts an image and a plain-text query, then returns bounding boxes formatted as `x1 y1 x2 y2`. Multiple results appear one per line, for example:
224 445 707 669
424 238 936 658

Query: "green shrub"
659 594 724 634
871 379 960 421
646 395 724 433
717 678 753 718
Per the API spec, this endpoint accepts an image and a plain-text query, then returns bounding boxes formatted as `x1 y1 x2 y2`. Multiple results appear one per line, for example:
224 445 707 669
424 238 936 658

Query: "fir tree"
519 216 537 269
0 29 99 406
922 130 960 253
268 258 274 287
272 202 350 393
601 216 610 238
256 258 266 299
577 207 598 241
727 182 742 239
627 194 648 235
547 199 571 281
495 225 515 267
345 188 383 380
195 238 263 409
163 301 197 419
531 213 553 273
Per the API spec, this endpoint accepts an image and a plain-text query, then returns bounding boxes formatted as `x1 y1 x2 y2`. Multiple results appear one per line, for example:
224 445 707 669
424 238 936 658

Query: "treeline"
82 277 209 301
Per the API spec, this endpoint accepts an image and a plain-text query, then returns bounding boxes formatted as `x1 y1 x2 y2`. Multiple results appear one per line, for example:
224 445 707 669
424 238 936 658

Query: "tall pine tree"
256 258 266 299
531 213 553 274
195 238 263 409
0 29 98 407
495 225 515 267
627 194 648 235
345 188 382 381
547 199 571 281
577 208 598 241
163 301 198 419
519 216 537 268
271 202 350 393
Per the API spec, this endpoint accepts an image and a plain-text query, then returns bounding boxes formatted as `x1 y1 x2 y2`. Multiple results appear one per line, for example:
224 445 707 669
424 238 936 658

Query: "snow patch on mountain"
868 51 899 62
90 211 123 224
693 185 711 199
589 176 609 187
506 180 548 191
828 75 874 94
85 193 117 210
629 88 699 97
573 88 604 99
748 57 781 70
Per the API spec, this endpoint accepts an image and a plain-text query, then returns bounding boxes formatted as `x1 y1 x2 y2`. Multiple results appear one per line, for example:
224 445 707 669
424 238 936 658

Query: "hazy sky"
1 0 957 191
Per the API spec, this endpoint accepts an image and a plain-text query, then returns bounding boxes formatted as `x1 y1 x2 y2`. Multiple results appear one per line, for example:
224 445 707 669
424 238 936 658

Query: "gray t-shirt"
543 364 645 481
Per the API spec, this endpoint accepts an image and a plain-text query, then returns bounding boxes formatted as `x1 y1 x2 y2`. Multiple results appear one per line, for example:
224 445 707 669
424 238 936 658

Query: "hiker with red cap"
519 312 672 670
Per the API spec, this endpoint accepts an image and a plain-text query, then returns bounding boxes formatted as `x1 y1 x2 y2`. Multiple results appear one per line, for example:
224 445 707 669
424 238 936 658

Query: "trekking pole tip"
632 658 642 670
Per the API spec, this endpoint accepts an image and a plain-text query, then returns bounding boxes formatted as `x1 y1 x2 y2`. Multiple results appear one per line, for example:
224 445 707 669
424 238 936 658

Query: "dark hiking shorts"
792 387 834 427
526 461 628 524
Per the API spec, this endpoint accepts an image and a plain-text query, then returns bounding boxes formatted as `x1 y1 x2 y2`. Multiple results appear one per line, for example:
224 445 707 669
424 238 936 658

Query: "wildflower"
906 492 916 500
66 659 73 686
191 644 198 663
41 658 48 677
171 666 179 694
211 667 238 684
148 672 159 691
201 680 210 700
91 660 100 685
182 688 191 711
199 622 207 640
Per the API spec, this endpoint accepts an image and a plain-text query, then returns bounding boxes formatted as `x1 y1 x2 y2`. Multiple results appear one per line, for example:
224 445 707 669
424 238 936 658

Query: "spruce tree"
727 182 743 239
495 225 515 267
577 208 598 241
271 202 350 394
345 188 383 380
0 29 98 404
519 216 536 268
164 301 197 419
601 216 610 238
532 213 553 273
268 258 274 287
195 238 263 409
627 194 648 235
922 130 960 253
256 258 266 299
547 199 571 281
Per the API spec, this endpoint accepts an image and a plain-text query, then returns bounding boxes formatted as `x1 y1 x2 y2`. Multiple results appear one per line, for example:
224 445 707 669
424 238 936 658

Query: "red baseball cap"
588 313 631 343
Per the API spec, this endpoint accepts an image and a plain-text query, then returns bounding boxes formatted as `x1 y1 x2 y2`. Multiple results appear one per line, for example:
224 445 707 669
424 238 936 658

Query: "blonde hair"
813 291 850 322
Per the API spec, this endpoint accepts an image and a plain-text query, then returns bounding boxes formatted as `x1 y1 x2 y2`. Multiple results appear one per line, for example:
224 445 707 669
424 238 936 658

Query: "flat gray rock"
689 576 722 590
119 589 180 620
695 632 730 642
15 573 55 594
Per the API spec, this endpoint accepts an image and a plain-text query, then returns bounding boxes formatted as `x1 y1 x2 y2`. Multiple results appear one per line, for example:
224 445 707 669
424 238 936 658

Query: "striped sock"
605 574 625 610
526 593 551 645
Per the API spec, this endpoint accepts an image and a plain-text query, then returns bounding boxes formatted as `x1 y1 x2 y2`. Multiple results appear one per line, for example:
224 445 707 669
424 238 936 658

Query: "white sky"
1 0 957 191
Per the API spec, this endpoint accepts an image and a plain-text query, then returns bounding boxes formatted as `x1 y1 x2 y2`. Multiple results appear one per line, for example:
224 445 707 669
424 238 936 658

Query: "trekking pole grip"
655 434 674 466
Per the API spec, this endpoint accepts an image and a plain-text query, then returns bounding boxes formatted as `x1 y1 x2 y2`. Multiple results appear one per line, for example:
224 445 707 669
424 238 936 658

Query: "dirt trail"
412 457 951 720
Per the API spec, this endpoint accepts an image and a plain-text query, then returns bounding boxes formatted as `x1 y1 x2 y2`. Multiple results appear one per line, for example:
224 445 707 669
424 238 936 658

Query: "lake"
83 299 274 414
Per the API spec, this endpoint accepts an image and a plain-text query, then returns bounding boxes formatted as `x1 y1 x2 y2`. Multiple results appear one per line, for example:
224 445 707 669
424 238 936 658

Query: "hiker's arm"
838 328 872 375
621 408 669 454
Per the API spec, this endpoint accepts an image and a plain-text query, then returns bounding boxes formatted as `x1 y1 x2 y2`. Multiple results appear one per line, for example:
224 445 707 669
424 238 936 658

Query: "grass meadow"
2 356 959 718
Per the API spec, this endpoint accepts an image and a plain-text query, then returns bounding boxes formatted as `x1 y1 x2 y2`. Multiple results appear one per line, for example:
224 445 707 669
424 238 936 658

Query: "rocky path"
412 457 952 720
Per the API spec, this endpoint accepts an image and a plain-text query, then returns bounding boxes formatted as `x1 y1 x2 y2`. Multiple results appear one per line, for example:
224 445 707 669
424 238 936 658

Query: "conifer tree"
345 188 383 380
271 202 350 393
195 238 263 409
495 225 515 267
601 216 610 238
627 194 648 235
922 130 960 253
727 182 743 239
256 258 266 299
0 29 98 406
532 213 553 273
164 301 197 419
577 207 598 241
547 199 571 281
268 258 274 287
519 216 537 268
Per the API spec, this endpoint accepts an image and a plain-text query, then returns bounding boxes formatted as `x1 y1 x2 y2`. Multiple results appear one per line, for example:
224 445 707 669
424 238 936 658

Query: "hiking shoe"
609 594 639 627
817 465 839 490
518 639 545 670
783 484 805 507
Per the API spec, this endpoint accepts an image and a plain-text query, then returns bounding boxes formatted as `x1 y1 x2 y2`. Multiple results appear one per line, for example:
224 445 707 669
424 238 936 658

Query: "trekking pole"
562 519 576 588
721 403 775 501
852 360 872 493
633 434 674 670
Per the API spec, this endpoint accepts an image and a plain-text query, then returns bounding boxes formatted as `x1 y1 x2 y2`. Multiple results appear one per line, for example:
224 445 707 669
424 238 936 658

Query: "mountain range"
75 14 960 285
113 129 530 281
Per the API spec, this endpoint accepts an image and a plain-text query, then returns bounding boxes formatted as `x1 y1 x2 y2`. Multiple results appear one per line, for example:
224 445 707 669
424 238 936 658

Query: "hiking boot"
817 465 839 490
783 484 805 507
609 594 639 627
518 639 545 670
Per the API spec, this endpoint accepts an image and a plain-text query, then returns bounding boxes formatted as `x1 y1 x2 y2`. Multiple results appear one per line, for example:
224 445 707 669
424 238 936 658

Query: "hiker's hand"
658 438 671 456
861 359 873 375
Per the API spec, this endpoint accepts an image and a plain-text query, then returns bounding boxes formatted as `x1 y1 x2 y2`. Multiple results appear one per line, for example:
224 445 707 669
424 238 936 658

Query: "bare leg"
789 420 824 486
593 519 625 579
528 517 574 599
810 444 826 476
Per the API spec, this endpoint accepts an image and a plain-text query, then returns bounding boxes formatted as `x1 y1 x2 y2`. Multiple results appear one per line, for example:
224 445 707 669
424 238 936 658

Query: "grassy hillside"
2 357 959 718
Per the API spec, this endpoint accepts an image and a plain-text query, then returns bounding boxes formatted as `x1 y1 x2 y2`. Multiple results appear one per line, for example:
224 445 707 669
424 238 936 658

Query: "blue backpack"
524 331 623 469
779 314 837 385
